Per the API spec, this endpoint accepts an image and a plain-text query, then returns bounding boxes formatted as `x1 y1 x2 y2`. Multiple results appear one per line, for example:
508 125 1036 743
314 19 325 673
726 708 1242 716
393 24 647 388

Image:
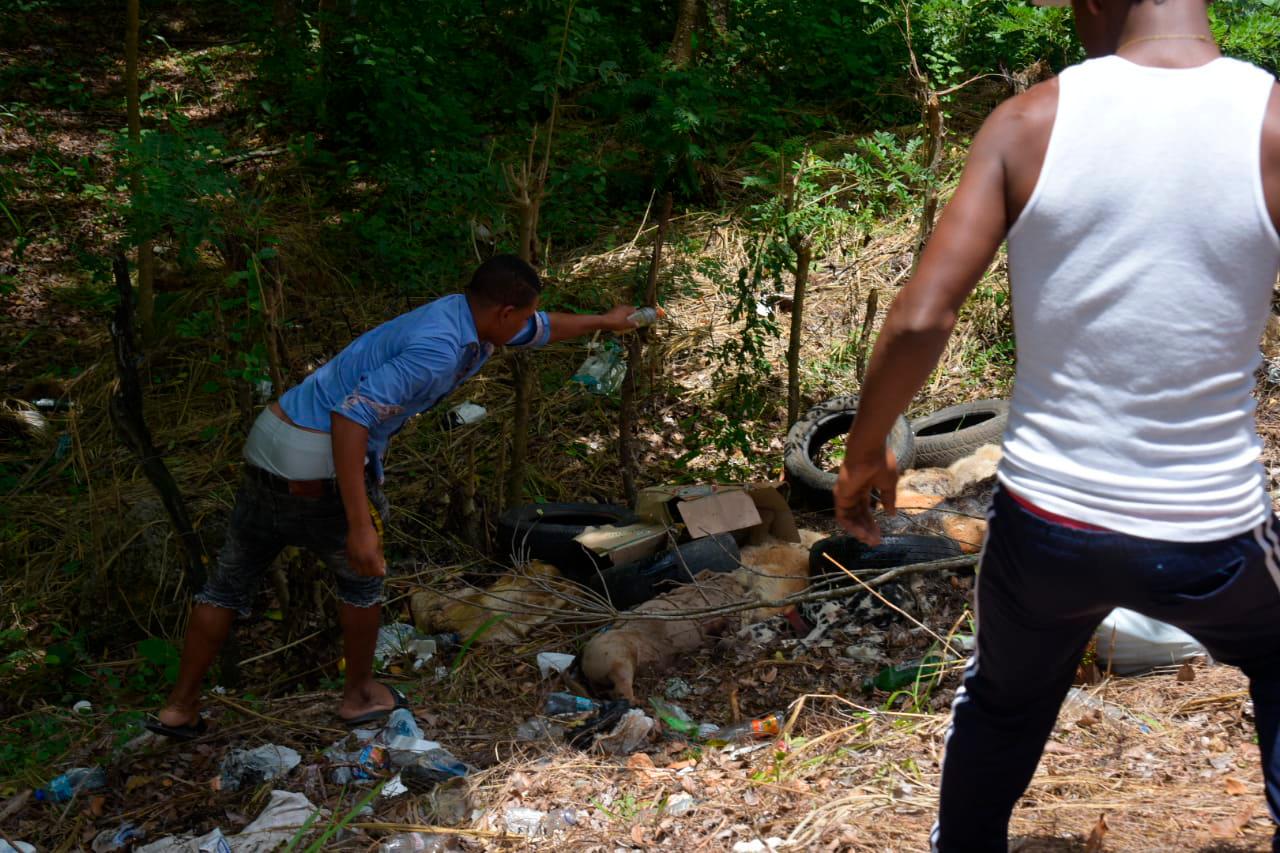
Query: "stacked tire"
783 395 914 509
909 399 1008 468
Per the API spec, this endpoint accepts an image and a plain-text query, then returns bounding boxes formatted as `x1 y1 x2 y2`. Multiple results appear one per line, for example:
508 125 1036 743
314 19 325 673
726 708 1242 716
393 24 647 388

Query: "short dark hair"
466 255 542 308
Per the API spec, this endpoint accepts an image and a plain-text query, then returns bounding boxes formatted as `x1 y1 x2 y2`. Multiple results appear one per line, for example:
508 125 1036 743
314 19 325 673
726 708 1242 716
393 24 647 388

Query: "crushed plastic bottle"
35 766 106 802
385 708 424 740
516 717 565 742
378 832 452 852
864 653 948 693
570 340 626 395
707 712 784 745
626 306 666 328
650 698 700 737
504 806 547 837
544 692 600 715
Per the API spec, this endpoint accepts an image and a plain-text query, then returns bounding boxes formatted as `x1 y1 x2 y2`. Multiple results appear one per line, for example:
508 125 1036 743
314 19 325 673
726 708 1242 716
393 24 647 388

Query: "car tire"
783 395 915 508
909 399 1009 468
496 502 640 582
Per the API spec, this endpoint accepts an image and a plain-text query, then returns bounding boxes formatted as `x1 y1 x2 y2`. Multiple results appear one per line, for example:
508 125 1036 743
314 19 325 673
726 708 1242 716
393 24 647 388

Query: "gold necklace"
1118 33 1212 50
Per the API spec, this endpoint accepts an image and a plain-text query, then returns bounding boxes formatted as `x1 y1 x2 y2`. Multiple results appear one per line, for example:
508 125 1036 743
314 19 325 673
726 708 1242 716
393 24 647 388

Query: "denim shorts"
194 468 390 616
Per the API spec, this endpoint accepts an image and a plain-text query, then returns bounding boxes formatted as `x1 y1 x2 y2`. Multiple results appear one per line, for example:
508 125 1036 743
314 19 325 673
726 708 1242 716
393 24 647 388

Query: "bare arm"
546 306 639 342
1263 82 1280 234
331 412 384 577
834 95 1034 543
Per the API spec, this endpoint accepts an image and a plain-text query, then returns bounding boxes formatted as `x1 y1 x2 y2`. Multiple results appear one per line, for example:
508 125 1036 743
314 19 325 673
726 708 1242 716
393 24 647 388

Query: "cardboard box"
634 482 799 545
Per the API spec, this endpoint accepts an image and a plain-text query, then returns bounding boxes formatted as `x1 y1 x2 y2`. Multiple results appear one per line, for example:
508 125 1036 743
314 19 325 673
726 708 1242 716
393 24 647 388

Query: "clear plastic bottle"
707 712 784 744
35 767 107 802
378 832 451 852
626 306 666 328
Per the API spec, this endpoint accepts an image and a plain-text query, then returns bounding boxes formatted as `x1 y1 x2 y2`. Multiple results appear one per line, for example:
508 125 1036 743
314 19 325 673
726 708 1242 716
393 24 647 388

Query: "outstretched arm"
546 306 640 342
834 97 1029 544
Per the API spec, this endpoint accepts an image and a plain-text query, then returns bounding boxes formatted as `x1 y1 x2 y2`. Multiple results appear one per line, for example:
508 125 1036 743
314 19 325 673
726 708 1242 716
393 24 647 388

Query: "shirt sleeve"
333 342 457 430
505 310 552 350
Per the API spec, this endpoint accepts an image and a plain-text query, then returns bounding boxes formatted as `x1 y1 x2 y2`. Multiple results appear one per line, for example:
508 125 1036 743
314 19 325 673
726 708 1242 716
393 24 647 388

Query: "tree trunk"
914 91 944 268
125 0 155 340
109 254 208 588
785 241 812 428
619 192 673 503
854 287 879 383
667 0 700 68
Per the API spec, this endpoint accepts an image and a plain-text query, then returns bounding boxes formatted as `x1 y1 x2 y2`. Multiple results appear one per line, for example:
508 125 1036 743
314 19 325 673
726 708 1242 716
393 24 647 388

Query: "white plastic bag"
1094 608 1205 675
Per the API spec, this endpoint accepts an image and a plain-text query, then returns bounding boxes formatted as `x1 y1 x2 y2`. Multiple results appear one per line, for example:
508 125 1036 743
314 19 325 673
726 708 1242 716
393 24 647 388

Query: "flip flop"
339 682 411 727
145 715 209 741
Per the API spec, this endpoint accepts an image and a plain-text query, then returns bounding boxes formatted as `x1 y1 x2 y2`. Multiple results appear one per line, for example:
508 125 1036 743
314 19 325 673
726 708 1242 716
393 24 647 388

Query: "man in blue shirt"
149 255 637 735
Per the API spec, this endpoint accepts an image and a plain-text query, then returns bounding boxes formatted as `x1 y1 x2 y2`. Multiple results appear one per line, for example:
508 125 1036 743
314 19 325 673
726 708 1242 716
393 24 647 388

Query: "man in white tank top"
833 0 1280 848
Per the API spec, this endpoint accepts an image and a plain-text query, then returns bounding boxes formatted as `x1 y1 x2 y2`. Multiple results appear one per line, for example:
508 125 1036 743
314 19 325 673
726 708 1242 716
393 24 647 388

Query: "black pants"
934 487 1280 851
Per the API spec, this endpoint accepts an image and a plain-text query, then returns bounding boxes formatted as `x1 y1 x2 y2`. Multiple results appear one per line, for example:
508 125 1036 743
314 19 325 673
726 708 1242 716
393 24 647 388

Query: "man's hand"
834 448 899 546
599 305 640 333
345 518 386 577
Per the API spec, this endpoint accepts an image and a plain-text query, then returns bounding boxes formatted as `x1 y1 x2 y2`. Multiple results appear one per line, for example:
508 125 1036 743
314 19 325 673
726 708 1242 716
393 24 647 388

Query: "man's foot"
337 681 410 726
146 704 208 741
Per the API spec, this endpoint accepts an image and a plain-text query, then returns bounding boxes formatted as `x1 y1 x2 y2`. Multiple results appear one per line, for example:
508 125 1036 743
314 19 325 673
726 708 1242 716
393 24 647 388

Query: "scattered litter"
516 717 565 742
865 653 951 693
536 651 575 679
374 624 458 670
545 807 578 831
650 698 700 736
385 707 425 740
707 711 784 745
216 744 301 792
382 773 409 799
380 832 454 852
445 402 488 429
570 339 625 395
504 806 547 837
136 827 232 853
35 766 106 802
232 790 325 853
732 838 783 852
328 714 469 785
73 700 93 714
92 822 144 852
663 677 691 699
592 708 656 755
544 692 599 715
665 793 696 817
1094 608 1205 675
1061 687 1132 727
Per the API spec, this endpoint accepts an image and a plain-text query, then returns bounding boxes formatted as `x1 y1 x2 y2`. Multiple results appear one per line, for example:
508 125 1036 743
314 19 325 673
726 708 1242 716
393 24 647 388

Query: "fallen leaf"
743 789 759 806
89 795 105 817
631 825 647 845
125 775 153 794
1084 813 1108 852
628 752 656 772
1175 662 1196 682
666 759 696 771
1209 805 1254 838
1076 709 1103 729
680 775 700 795
760 666 777 684
1224 777 1248 796
1043 741 1076 755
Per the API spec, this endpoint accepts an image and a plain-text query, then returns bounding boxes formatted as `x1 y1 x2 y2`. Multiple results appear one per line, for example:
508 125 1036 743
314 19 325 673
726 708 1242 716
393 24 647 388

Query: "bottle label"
751 715 781 738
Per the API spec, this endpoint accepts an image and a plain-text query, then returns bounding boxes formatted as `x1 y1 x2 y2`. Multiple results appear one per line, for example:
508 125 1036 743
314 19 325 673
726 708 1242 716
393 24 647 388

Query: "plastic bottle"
626 306 666 328
864 653 948 693
650 698 700 737
570 340 626 395
707 712 784 744
35 767 107 802
378 832 451 853
543 692 600 715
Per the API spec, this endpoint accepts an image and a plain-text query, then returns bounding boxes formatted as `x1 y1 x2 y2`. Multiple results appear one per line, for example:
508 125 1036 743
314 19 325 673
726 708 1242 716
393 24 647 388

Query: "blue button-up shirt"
279 293 551 481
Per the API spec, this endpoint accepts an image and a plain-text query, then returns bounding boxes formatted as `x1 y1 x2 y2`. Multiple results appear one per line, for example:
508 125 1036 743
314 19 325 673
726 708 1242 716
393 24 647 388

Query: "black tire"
784 396 915 508
496 502 639 582
808 533 963 585
592 533 741 610
909 399 1009 468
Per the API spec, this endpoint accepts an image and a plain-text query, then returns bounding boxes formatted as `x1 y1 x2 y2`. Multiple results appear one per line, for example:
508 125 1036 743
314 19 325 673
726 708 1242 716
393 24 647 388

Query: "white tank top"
1000 55 1280 542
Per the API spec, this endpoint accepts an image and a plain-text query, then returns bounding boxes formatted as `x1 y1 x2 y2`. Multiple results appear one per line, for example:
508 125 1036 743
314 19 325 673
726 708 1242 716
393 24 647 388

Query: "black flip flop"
339 682 412 727
145 715 209 741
